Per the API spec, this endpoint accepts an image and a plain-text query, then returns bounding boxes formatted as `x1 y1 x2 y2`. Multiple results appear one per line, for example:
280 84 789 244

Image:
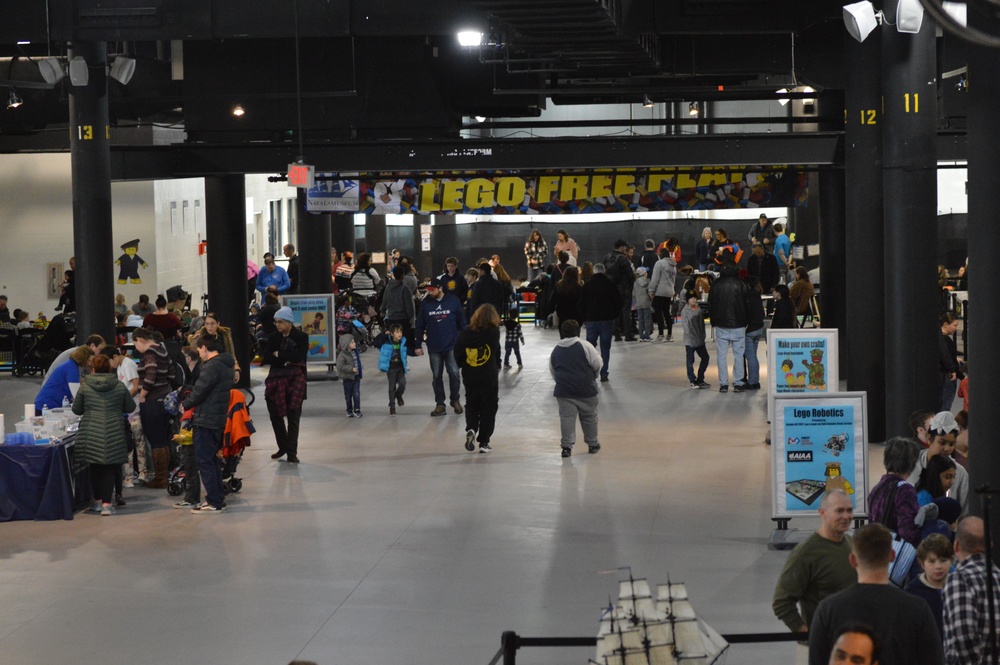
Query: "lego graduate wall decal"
116 238 149 284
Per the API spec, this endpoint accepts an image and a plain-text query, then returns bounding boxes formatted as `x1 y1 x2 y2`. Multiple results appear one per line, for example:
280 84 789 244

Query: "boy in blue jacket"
377 324 408 416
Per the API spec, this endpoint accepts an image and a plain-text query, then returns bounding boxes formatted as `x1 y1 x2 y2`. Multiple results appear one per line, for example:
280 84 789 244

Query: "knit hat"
274 306 294 323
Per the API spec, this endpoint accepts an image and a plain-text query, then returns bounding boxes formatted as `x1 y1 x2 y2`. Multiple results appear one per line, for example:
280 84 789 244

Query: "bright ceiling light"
896 0 925 33
843 1 879 42
942 2 967 27
232 105 245 117
776 88 790 106
474 116 486 123
7 88 23 110
457 31 483 47
688 101 699 116
642 94 654 108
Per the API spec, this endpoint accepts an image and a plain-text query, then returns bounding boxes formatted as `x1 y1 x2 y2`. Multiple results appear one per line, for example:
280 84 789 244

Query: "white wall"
152 178 208 307
0 153 155 318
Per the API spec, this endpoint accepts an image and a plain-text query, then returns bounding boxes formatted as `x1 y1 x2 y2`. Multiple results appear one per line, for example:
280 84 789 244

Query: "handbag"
878 480 918 587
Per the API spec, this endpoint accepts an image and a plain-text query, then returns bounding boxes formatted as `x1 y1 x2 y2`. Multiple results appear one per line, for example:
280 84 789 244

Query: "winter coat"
350 266 382 296
554 282 584 325
633 274 652 309
603 250 636 293
380 279 415 322
579 273 623 322
71 372 135 465
648 256 677 298
377 336 409 373
415 293 467 353
182 352 236 430
469 273 509 317
336 336 361 381
707 264 751 329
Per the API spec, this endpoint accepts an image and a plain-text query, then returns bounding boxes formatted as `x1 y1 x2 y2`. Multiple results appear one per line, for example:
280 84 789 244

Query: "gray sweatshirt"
680 304 706 347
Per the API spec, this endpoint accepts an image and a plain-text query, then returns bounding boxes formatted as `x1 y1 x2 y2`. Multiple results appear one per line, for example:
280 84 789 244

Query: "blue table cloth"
0 441 74 521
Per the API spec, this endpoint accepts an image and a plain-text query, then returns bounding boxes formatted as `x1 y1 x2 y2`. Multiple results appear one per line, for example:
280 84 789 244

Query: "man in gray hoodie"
182 335 235 513
550 319 603 458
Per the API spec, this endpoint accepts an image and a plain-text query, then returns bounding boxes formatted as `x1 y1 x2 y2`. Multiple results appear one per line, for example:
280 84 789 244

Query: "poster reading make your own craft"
773 336 831 393
283 295 334 363
782 404 857 512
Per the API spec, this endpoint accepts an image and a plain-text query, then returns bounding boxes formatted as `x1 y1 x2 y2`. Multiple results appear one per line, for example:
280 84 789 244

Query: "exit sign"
287 163 315 188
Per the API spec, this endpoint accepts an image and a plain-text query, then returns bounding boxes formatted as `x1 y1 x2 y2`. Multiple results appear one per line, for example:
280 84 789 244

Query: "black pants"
90 464 117 504
464 379 499 444
266 398 301 455
614 294 633 338
652 296 674 336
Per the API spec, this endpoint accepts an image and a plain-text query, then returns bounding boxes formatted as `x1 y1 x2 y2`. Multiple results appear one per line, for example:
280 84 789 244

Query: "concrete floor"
0 326 850 665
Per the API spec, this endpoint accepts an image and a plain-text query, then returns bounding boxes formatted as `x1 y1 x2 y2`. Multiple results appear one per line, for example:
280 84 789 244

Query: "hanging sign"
288 163 315 189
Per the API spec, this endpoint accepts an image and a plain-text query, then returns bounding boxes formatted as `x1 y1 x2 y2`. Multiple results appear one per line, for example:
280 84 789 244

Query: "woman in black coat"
554 266 584 326
770 284 797 329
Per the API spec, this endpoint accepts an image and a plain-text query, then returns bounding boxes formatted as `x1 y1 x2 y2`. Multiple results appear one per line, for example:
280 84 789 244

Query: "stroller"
15 313 74 376
348 318 373 353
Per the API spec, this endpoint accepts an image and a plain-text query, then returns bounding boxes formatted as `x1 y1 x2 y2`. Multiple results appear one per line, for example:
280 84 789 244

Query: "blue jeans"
194 427 225 509
685 345 709 384
941 378 958 412
428 350 461 406
715 326 747 386
637 307 652 339
744 327 764 384
343 379 361 413
585 319 614 378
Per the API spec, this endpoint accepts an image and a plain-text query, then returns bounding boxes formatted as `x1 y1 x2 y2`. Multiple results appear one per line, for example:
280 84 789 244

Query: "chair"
0 327 15 373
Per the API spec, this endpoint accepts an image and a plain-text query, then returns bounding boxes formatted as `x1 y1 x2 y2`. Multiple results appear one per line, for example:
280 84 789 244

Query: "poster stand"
769 392 869 550
766 328 840 424
279 294 336 368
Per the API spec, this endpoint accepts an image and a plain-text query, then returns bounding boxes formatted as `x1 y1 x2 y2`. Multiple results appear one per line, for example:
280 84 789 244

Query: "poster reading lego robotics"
281 294 334 364
766 328 839 424
771 392 868 519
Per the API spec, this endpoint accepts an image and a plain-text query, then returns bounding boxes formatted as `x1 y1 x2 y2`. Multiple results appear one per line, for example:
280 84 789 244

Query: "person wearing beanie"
261 306 308 463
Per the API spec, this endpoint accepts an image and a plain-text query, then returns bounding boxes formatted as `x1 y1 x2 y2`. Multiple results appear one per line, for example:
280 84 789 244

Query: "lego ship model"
591 574 728 665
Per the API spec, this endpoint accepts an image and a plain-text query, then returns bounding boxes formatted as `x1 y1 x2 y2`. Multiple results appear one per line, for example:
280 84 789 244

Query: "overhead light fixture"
843 1 880 42
457 31 483 47
109 56 136 85
232 104 245 117
38 58 67 85
7 88 23 110
776 88 790 106
801 86 816 106
68 56 89 86
642 95 654 108
16 40 30 45
896 0 925 32
474 116 486 123
688 101 699 116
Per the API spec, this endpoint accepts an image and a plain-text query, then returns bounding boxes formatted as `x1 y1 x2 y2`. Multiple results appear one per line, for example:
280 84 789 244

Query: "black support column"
69 42 115 344
844 28 887 441
204 175 250 389
295 189 332 294
365 214 387 275
881 18 940 436
967 7 1000 537
330 214 355 262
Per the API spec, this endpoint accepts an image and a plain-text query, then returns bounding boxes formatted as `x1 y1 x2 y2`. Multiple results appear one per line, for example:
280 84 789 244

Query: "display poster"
281 294 335 364
771 392 868 519
766 328 839 423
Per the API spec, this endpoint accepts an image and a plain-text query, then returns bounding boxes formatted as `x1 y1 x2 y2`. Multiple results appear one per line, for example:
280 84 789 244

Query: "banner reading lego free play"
280 294 335 364
306 167 809 214
771 393 869 519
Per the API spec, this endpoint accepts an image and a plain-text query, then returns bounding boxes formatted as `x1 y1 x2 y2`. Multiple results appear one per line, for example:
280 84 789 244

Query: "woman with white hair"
694 227 714 271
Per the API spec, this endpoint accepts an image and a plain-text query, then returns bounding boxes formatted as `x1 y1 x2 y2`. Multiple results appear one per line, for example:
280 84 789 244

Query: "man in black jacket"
183 335 235 513
468 263 508 317
708 258 752 393
579 263 623 382
603 239 637 341
283 244 300 294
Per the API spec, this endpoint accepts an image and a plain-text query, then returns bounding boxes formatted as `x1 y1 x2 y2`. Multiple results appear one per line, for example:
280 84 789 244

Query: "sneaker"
561 448 572 458
733 384 745 393
100 503 116 516
354 410 363 417
464 429 477 452
191 502 226 514
271 449 286 460
600 375 609 382
697 381 711 389
503 363 511 368
451 401 463 414
624 336 637 342
690 382 700 389
655 335 664 342
748 382 761 390
719 385 729 393
640 338 650 343
517 363 523 368
390 405 396 416
347 411 356 418
122 477 134 489
173 500 198 509
431 404 447 417
396 395 404 406
479 443 492 453
114 493 127 508
89 500 102 513
665 335 674 342
588 443 601 454
286 454 300 464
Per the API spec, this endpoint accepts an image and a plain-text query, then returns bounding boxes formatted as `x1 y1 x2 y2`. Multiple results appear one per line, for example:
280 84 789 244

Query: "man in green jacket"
772 490 857 649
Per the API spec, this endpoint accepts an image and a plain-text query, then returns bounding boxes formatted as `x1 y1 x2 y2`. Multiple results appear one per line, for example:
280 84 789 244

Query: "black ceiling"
0 0 970 164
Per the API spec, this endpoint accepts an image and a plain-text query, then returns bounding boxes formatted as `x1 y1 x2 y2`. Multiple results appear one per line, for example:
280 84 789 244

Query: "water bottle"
42 405 50 417
62 396 71 408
